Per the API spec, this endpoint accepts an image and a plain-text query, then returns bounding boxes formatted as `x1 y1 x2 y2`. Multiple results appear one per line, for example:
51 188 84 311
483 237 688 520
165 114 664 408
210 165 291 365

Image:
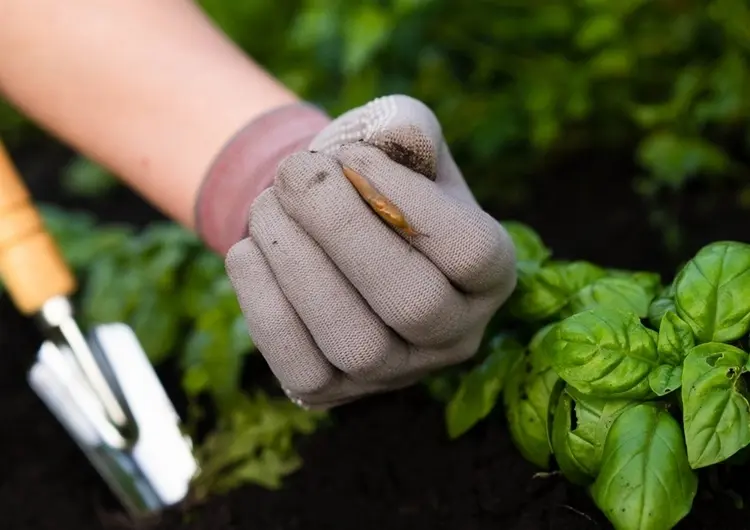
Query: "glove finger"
309 94 442 181
225 237 337 395
249 188 411 383
335 143 517 298
407 324 486 377
274 151 471 348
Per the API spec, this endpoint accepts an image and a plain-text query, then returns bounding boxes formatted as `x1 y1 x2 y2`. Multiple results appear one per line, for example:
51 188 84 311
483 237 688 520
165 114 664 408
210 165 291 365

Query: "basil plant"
444 222 750 530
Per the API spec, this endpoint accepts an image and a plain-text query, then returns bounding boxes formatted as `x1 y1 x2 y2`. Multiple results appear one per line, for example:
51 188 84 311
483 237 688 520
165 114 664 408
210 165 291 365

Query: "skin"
0 0 298 230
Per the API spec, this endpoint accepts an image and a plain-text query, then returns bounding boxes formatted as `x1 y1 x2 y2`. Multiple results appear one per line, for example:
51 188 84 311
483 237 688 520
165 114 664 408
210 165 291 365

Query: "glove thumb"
309 95 443 181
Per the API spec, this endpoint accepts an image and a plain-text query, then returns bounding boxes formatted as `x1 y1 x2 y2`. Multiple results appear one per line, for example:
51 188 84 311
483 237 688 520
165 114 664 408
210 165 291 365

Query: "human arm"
0 0 303 229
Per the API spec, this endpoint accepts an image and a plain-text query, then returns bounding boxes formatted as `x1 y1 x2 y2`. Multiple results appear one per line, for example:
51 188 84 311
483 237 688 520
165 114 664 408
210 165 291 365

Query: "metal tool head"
28 317 198 517
0 140 198 519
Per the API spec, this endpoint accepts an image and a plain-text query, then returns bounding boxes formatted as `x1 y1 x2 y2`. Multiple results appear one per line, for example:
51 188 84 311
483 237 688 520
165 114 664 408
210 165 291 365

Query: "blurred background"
4 0 750 256
2 0 750 504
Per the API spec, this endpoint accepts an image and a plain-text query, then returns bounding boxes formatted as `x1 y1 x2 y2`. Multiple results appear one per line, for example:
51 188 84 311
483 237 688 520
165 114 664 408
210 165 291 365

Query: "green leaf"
182 251 227 318
551 387 637 485
445 335 524 439
591 403 698 530
529 322 557 360
508 271 567 321
547 307 659 399
576 14 620 49
129 288 182 365
183 322 247 405
393 0 434 15
192 391 327 499
682 342 750 468
657 311 694 365
607 270 662 299
80 256 141 324
183 365 211 396
61 156 119 198
342 5 391 75
501 221 551 272
551 390 592 485
509 261 606 321
503 339 560 469
423 369 462 404
674 241 750 343
568 277 653 318
550 261 608 291
648 365 683 396
648 285 676 329
638 131 730 189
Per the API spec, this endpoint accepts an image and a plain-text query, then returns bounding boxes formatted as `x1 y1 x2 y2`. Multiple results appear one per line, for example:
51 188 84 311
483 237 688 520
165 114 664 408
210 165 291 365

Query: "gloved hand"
196 95 517 409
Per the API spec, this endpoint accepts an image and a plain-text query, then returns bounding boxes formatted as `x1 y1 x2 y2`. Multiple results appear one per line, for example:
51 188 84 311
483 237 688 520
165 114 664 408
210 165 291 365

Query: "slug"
341 165 427 242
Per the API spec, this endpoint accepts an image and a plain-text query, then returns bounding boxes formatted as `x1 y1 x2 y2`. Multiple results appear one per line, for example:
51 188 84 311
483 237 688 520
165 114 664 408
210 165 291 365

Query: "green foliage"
656 310 694 366
590 403 697 530
187 0 750 223
682 342 750 468
673 241 750 343
551 386 637 486
503 329 560 468
547 307 659 399
442 222 750 530
60 157 120 198
191 391 327 499
33 205 328 496
5 0 750 229
445 334 523 439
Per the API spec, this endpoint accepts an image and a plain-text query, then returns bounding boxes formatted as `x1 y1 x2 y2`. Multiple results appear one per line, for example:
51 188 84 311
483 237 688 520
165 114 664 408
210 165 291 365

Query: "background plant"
6 0 750 251
443 222 750 530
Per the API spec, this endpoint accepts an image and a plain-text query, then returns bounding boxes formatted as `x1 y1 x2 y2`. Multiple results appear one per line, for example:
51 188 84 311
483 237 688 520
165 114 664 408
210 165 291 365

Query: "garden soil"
3 137 750 530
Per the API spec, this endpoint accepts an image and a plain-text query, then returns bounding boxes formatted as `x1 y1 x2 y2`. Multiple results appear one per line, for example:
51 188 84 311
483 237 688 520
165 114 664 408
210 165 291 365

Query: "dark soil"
3 136 750 530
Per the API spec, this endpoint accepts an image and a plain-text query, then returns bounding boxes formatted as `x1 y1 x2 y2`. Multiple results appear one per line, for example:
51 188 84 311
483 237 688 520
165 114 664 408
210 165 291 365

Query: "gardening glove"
195 95 517 409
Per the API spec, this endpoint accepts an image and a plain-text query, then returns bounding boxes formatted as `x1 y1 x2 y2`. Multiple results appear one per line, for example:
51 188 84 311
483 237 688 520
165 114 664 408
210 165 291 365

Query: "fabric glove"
196 95 517 409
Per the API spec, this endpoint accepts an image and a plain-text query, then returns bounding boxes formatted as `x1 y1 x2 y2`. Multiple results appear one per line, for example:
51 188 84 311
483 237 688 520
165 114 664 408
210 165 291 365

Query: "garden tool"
0 141 198 517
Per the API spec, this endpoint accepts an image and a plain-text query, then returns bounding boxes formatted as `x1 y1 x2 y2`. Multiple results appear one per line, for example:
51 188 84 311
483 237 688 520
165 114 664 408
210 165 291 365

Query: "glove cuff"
195 101 331 256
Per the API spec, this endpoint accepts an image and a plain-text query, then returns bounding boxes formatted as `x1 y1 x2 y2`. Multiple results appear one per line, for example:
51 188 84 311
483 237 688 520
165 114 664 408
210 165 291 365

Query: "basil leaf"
568 277 653 318
591 403 698 530
504 341 560 468
502 221 551 271
657 310 695 365
509 261 606 321
445 335 524 439
607 270 662 299
632 272 663 299
508 271 568 321
682 342 750 468
648 365 683 396
529 323 557 361
548 261 608 292
674 241 750 343
551 387 636 485
129 287 182 365
80 256 138 324
648 284 676 329
547 307 659 399
551 390 592 485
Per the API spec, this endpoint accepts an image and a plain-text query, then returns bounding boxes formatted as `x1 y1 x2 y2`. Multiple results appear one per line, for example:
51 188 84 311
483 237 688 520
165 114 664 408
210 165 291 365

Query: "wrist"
195 101 331 256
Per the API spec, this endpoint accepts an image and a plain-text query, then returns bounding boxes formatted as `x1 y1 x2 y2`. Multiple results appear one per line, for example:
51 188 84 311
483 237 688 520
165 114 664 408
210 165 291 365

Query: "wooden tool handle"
0 142 76 315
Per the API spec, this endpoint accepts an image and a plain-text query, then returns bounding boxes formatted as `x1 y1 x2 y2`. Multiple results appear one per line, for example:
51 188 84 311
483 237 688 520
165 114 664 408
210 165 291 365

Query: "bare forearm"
0 0 299 228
